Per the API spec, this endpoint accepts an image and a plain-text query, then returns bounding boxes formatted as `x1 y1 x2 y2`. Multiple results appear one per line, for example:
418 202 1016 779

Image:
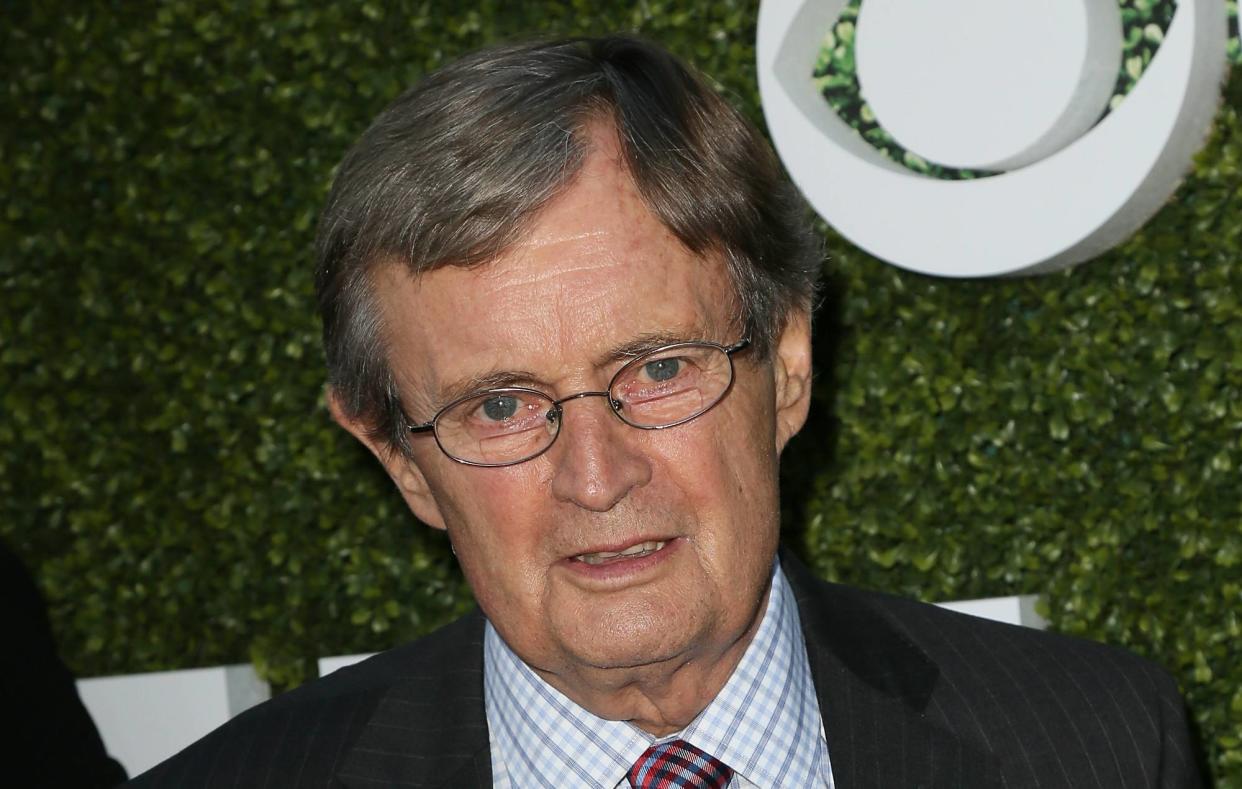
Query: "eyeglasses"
408 338 751 467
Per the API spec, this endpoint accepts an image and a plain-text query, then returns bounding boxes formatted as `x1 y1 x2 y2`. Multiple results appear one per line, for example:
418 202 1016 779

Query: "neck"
531 584 771 736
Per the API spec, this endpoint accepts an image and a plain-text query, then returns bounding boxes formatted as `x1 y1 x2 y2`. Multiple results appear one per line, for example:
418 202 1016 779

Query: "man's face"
348 130 811 684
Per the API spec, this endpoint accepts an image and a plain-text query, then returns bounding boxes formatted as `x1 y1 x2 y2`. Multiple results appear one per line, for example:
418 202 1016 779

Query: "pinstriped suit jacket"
128 552 1201 788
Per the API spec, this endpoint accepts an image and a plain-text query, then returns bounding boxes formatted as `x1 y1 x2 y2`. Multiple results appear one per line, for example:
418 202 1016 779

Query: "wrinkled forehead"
375 247 734 401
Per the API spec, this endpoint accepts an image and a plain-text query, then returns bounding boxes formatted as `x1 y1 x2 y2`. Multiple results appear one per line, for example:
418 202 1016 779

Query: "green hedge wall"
2 2 1239 784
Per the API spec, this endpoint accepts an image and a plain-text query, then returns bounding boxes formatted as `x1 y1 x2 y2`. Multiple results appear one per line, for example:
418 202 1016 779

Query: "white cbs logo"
757 0 1232 277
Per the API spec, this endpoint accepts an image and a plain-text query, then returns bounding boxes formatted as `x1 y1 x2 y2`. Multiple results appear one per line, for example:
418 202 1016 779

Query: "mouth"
573 540 668 566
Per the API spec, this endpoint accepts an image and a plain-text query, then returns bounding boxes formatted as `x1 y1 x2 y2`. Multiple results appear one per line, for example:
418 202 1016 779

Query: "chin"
559 599 717 671
573 636 695 672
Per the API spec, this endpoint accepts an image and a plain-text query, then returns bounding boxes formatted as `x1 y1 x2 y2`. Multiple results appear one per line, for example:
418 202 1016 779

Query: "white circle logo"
757 0 1232 277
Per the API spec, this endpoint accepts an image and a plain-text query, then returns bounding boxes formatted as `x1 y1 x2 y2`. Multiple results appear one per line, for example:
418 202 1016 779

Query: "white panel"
78 664 269 778
936 594 1047 629
317 652 377 677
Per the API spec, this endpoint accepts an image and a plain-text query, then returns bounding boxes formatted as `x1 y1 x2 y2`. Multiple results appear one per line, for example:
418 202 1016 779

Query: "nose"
547 394 652 512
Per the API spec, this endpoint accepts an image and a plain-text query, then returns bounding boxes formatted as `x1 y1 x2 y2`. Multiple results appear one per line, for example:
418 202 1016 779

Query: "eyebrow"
598 329 709 364
434 369 545 409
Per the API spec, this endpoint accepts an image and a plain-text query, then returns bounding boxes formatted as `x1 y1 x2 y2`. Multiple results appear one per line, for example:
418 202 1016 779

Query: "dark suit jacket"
129 552 1201 788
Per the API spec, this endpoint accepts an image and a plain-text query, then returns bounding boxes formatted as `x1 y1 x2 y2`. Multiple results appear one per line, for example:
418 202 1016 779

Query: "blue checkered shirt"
483 560 834 788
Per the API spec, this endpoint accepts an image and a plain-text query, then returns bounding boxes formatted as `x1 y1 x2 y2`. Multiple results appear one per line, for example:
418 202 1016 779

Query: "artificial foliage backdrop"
2 1 1240 784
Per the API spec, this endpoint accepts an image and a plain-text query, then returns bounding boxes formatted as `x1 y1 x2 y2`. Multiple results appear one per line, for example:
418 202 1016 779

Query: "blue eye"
482 395 519 421
643 358 681 382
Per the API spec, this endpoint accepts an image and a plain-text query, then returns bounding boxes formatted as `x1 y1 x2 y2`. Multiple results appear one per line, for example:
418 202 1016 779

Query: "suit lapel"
782 550 1001 788
337 611 493 789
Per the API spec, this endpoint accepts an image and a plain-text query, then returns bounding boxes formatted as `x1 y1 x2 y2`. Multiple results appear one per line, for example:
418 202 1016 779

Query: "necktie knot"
627 739 733 789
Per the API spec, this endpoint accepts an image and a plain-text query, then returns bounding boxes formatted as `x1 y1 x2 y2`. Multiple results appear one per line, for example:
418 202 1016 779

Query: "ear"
771 309 813 454
326 387 448 531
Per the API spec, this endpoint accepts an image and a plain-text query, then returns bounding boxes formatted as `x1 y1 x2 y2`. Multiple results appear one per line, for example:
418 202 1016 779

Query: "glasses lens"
435 389 558 465
610 344 733 428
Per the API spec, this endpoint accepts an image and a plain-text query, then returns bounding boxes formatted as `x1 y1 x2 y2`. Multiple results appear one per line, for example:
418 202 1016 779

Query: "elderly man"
132 35 1198 788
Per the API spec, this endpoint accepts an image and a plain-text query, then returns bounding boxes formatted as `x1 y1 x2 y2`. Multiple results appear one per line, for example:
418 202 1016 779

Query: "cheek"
432 467 557 616
431 464 548 556
653 406 780 539
688 388 779 486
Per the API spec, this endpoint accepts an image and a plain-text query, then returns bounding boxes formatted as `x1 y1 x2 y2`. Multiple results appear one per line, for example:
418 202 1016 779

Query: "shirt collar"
483 559 829 788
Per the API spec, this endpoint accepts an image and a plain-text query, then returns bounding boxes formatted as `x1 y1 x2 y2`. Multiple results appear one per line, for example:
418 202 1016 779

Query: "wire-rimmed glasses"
407 338 751 467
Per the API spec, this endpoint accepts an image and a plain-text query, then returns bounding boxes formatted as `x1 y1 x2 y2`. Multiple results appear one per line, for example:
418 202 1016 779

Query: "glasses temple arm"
725 337 751 356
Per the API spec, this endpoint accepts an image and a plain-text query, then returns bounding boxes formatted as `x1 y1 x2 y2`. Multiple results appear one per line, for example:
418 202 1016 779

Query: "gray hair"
315 34 822 456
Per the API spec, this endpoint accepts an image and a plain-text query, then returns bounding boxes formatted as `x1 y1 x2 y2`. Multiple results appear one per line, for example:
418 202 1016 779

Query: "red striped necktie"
627 739 733 789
